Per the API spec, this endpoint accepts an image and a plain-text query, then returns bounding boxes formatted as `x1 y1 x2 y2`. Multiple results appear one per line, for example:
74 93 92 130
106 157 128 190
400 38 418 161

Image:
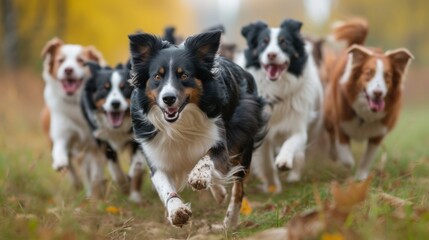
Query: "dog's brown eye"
77 57 84 65
104 82 111 89
263 38 269 44
154 74 161 81
58 58 65 63
384 72 391 79
279 38 285 44
119 82 125 89
180 74 188 81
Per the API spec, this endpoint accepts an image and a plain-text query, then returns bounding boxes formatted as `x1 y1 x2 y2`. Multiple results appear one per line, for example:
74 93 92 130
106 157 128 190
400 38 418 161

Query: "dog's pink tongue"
107 111 125 128
266 65 280 80
62 79 80 95
369 99 385 112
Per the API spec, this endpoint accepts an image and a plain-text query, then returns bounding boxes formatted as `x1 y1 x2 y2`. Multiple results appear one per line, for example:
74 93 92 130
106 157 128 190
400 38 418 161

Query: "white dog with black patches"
41 38 107 198
240 19 324 193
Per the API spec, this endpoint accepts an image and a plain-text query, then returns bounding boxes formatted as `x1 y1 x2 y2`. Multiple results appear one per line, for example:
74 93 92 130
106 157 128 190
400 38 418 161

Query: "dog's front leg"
51 139 70 171
188 140 229 191
275 129 307 171
152 170 192 227
188 140 229 204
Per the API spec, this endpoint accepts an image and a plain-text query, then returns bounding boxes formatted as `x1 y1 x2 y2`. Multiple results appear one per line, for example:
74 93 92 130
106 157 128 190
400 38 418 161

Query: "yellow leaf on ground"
321 232 345 240
105 206 120 214
268 185 278 193
240 197 253 216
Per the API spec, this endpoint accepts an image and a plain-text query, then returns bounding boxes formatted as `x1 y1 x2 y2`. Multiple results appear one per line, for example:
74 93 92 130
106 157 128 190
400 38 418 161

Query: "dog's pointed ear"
128 33 163 87
385 48 414 75
84 46 107 67
129 33 162 66
85 61 101 76
241 21 268 49
280 19 303 33
348 45 373 68
184 30 221 66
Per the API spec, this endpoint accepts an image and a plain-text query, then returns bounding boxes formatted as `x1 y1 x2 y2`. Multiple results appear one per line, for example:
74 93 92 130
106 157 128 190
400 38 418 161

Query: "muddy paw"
168 203 192 227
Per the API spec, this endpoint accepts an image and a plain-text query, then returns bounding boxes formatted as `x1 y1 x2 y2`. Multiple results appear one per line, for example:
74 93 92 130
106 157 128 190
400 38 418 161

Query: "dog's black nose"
162 95 177 106
64 68 73 75
111 100 121 109
267 53 277 61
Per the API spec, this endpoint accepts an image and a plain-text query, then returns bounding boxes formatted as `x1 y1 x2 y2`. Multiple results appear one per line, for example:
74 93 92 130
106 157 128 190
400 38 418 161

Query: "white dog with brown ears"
41 37 107 198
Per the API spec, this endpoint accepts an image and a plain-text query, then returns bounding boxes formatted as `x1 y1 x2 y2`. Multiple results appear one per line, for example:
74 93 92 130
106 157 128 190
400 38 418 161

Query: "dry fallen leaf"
240 197 253 216
321 232 345 240
105 206 121 214
287 177 372 240
331 177 372 213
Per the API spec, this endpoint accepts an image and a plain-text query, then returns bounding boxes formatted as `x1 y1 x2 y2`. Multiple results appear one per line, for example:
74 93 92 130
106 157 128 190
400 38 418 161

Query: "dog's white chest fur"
140 104 220 189
93 112 133 151
340 92 388 141
43 79 92 144
248 56 323 140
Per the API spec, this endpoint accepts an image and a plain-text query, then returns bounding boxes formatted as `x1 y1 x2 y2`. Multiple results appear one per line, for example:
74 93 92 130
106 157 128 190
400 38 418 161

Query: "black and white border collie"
82 62 146 202
128 31 265 228
239 19 324 193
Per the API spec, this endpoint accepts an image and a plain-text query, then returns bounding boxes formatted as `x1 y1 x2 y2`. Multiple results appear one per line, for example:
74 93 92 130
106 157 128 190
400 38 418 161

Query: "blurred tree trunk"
1 0 18 69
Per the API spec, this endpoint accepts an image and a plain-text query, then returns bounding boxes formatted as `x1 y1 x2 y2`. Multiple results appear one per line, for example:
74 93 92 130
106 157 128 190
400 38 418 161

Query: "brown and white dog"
41 37 108 197
323 20 414 180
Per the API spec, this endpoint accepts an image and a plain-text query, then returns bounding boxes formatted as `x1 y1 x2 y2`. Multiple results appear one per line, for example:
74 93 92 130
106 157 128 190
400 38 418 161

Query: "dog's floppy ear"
348 45 373 69
241 21 268 68
184 30 221 68
115 63 124 69
84 46 107 67
280 19 303 33
241 21 268 50
128 33 163 87
41 37 63 72
385 48 414 75
85 61 102 76
41 37 63 58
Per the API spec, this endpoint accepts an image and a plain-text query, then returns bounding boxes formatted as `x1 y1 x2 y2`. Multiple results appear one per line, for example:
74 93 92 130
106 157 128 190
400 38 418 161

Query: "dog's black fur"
241 19 308 77
128 30 266 226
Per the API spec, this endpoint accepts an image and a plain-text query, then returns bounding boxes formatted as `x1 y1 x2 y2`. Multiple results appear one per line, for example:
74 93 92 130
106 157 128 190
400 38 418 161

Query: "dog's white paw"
52 157 69 171
168 199 192 227
339 156 355 169
188 156 213 190
275 154 293 171
129 191 142 203
286 171 301 183
355 170 369 181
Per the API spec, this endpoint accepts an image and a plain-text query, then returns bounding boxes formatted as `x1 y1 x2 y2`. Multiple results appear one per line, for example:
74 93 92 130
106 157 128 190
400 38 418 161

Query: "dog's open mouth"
106 111 125 128
61 78 82 95
263 63 288 81
365 90 385 112
162 100 188 123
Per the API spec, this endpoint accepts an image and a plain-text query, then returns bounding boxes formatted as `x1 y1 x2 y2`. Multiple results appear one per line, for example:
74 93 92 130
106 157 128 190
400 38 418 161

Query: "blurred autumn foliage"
0 0 428 70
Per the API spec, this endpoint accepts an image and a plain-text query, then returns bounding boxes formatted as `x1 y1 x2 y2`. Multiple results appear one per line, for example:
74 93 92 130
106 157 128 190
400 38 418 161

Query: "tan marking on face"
177 67 183 74
159 67 165 75
95 99 106 109
184 79 203 105
146 81 158 107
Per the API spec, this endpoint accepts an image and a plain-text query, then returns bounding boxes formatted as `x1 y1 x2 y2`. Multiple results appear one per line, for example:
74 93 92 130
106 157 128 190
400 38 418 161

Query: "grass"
0 71 428 239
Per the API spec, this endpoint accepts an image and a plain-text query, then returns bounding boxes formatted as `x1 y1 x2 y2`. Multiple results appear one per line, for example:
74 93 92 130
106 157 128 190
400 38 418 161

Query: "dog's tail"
332 18 368 47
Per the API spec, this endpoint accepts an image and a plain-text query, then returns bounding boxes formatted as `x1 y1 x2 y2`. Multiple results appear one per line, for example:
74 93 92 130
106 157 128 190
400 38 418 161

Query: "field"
0 69 428 239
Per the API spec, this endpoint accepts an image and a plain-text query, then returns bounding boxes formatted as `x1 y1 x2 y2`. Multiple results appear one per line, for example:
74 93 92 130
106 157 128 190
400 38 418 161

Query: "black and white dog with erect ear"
128 30 266 228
